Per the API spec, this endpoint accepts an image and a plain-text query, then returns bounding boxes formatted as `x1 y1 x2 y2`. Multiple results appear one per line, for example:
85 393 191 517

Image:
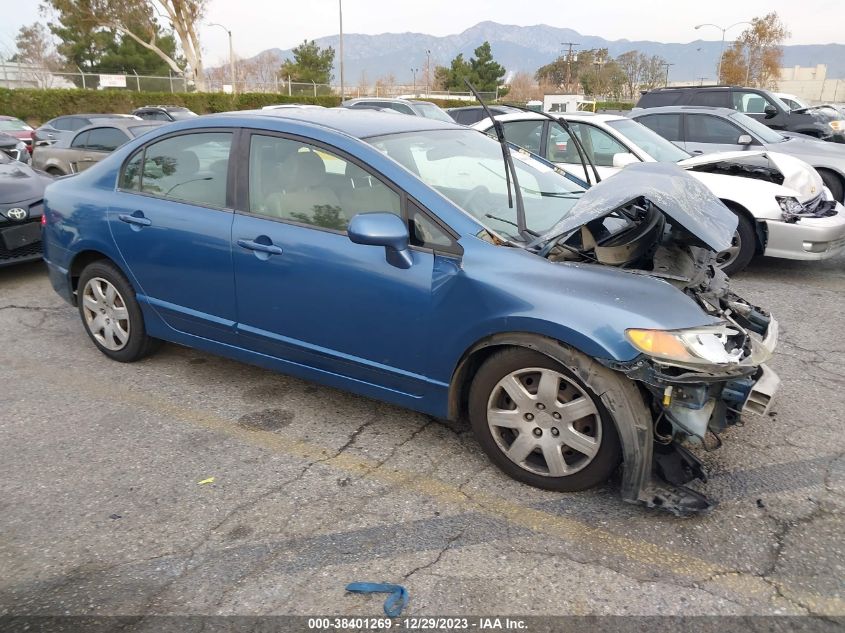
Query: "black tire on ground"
719 211 757 277
77 260 160 362
819 169 844 204
468 347 622 492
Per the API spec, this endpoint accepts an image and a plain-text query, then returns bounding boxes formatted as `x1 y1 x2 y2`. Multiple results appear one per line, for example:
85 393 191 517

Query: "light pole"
411 67 419 96
338 0 344 98
209 22 235 93
694 21 752 84
425 49 431 96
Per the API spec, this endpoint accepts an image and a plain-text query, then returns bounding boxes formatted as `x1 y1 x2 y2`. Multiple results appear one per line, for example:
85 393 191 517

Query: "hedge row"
1 88 488 125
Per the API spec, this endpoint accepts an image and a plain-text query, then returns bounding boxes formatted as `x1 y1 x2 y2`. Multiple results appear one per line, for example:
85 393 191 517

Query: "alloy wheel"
716 230 742 268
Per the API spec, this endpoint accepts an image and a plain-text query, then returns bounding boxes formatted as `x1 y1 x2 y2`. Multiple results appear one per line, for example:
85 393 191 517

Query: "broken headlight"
626 324 745 367
776 195 805 221
829 120 845 133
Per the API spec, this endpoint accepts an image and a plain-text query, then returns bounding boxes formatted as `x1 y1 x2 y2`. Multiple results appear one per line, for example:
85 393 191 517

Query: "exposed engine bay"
534 164 780 515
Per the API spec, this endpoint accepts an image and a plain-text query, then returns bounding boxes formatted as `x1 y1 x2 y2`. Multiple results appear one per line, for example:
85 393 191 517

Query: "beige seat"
264 151 343 227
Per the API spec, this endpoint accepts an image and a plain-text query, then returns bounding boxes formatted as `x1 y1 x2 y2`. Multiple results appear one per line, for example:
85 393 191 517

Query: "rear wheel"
716 210 756 276
468 348 621 492
77 261 160 362
819 169 844 203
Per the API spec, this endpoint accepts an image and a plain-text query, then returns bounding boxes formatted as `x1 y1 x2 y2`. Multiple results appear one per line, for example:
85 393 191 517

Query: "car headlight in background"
626 324 745 366
829 120 845 133
776 195 805 220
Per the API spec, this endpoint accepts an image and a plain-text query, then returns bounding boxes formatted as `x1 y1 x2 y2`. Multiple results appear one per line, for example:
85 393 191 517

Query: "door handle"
692 150 703 155
119 213 152 227
237 238 283 255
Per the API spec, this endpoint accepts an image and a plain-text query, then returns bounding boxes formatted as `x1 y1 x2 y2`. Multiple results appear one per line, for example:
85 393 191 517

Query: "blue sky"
2 0 842 66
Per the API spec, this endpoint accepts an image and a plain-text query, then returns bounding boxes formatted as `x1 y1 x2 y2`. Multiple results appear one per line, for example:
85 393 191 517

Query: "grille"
0 219 42 261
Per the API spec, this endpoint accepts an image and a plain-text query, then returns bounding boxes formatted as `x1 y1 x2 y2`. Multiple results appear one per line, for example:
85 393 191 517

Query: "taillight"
41 213 46 227
28 131 34 153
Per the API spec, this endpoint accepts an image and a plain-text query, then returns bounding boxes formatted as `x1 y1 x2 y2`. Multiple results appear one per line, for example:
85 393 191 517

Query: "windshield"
605 118 690 163
366 129 586 241
728 112 786 143
0 119 32 132
412 103 454 123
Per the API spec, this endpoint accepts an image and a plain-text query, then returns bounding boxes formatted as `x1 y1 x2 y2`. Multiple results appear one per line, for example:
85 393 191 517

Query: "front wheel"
468 348 621 492
819 169 844 204
77 260 160 362
716 211 756 276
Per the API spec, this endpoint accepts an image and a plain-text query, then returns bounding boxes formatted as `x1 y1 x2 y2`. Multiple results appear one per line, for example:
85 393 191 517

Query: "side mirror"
612 152 639 168
764 104 778 119
737 134 754 146
348 212 413 269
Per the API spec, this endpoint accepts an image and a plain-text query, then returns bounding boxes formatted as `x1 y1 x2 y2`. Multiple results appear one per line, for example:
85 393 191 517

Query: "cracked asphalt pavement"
1 254 844 624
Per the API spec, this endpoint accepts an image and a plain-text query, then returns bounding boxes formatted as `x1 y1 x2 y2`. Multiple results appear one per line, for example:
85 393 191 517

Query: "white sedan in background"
472 111 845 274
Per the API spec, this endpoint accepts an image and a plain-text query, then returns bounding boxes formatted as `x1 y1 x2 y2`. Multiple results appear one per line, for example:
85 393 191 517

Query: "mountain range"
246 20 845 86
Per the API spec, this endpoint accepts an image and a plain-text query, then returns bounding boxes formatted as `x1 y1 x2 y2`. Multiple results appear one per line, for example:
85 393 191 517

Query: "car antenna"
464 79 529 241
499 102 601 185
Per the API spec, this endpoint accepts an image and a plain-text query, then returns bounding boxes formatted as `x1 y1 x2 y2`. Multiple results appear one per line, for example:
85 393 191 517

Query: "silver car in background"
631 106 845 203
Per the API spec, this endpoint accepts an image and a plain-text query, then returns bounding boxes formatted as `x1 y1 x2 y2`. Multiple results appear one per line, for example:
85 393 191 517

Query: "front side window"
686 114 745 144
52 117 77 131
568 122 629 167
138 132 232 207
248 134 401 231
85 127 129 152
732 91 775 114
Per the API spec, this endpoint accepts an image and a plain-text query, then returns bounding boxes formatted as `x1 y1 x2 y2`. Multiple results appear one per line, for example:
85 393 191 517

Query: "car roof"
73 119 168 135
220 107 461 138
474 111 625 126
134 105 190 111
630 105 737 116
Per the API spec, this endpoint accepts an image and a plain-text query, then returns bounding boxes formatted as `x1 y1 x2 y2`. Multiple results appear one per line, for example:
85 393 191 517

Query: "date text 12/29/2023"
307 617 528 630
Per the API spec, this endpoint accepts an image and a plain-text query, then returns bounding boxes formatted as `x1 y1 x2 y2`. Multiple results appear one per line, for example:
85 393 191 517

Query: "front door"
231 132 437 398
107 130 237 342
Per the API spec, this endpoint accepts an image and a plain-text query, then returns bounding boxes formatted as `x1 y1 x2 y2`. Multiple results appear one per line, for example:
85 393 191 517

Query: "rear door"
74 126 129 171
107 129 238 342
683 113 751 154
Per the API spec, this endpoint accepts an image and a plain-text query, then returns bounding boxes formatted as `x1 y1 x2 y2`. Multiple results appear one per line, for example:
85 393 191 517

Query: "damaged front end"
537 163 781 515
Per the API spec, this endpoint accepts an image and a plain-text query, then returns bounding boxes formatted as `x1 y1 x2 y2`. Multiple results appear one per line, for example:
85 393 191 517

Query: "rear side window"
121 149 143 191
85 127 129 152
52 117 77 131
637 91 681 107
135 132 232 207
686 114 745 144
637 114 683 142
70 131 89 149
692 90 731 107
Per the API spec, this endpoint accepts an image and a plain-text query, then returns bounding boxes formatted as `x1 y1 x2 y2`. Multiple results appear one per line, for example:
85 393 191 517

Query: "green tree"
280 40 335 84
99 26 181 74
469 41 506 93
442 42 507 95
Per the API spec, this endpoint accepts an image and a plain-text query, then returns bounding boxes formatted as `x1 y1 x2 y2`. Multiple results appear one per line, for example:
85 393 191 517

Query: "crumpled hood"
539 162 737 252
0 160 51 204
678 150 823 203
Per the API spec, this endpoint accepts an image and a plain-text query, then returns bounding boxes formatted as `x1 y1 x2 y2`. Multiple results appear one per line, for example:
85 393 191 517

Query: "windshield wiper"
465 80 529 241
498 103 601 185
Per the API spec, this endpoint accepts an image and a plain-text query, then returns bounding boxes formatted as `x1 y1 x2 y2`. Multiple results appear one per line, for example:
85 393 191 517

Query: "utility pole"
661 62 675 86
694 21 751 84
411 67 418 96
209 23 235 94
339 0 344 98
561 42 579 93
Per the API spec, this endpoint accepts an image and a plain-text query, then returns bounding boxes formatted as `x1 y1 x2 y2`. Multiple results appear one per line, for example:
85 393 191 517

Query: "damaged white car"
472 111 845 274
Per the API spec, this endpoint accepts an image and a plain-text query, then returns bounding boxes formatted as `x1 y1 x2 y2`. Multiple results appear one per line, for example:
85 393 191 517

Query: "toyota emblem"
5 208 27 220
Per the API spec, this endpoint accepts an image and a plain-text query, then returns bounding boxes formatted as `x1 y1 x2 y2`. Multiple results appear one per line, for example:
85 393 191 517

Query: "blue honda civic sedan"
42 108 780 514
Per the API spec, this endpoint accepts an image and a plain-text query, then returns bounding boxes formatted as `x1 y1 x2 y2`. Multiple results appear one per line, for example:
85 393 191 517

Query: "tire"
468 347 622 492
77 260 160 362
818 169 844 204
716 210 756 276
